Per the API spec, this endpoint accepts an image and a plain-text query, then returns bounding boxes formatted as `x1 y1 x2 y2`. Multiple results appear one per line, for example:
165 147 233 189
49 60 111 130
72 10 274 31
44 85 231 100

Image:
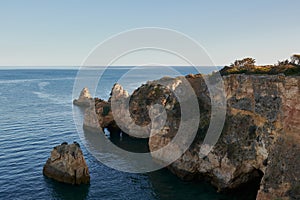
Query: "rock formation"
148 74 300 200
83 84 130 135
82 73 300 199
73 87 92 107
43 142 90 185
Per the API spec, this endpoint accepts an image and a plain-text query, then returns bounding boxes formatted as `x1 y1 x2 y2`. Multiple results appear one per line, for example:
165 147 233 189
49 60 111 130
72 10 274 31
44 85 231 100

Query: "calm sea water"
0 68 246 200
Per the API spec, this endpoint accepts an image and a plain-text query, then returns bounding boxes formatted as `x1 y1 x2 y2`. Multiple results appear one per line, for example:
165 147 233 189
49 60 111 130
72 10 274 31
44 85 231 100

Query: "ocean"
0 68 249 200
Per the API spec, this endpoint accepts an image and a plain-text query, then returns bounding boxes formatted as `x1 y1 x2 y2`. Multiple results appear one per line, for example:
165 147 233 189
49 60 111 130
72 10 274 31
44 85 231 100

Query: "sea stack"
73 87 92 107
43 142 90 185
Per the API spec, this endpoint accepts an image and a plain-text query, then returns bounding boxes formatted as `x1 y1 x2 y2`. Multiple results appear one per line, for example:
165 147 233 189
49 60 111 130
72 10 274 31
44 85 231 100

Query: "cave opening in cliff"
224 169 264 199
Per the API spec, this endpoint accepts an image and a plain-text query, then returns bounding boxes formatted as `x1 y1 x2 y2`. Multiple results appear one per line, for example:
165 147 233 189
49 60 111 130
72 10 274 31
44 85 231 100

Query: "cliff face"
82 74 300 199
148 74 300 199
256 76 300 200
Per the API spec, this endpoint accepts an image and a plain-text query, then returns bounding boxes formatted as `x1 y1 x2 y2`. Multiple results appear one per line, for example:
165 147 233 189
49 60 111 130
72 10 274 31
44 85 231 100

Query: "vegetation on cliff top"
220 54 300 76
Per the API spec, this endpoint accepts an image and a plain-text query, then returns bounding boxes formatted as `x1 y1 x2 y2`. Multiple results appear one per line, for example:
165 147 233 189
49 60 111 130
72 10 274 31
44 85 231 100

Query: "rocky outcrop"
82 84 128 134
43 142 90 185
73 87 92 107
148 74 300 199
79 84 132 134
83 98 103 133
82 74 300 199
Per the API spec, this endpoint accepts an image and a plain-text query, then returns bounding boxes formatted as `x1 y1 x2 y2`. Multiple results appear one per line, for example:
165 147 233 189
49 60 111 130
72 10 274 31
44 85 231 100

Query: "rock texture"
43 142 90 185
82 74 300 199
83 84 131 135
73 87 92 107
148 74 300 200
256 76 300 200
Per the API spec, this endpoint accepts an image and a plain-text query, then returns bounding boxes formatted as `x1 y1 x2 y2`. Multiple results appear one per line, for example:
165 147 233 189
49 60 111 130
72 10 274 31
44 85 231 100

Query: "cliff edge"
81 73 299 199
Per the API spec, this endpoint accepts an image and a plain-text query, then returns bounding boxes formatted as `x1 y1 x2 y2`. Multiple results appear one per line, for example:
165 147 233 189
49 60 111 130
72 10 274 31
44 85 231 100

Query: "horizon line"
0 65 224 69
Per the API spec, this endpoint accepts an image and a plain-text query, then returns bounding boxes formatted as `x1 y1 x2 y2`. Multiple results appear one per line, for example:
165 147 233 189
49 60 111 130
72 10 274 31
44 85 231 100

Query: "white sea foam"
38 82 50 90
0 77 75 84
32 91 69 105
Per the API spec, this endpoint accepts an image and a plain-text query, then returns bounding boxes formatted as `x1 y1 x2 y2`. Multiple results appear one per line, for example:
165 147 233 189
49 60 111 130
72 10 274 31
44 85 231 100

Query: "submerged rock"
73 87 92 107
43 143 90 185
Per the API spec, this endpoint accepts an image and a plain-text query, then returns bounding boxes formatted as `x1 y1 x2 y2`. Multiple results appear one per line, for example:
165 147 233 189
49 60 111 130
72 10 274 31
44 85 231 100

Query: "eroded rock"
83 84 130 135
73 87 92 107
148 74 300 199
80 74 300 199
43 142 90 185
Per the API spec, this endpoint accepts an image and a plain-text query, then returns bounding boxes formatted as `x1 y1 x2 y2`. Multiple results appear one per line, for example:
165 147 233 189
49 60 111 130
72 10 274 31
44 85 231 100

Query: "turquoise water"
0 68 249 200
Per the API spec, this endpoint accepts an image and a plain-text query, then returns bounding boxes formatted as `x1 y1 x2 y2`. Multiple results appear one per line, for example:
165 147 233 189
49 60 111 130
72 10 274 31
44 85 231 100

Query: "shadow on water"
77 116 259 200
148 168 232 200
44 176 90 200
92 129 259 200
108 130 150 153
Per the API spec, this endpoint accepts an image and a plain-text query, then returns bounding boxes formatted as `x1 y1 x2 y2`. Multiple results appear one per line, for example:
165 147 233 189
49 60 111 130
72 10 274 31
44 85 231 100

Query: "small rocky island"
43 142 90 185
73 87 93 107
74 55 300 199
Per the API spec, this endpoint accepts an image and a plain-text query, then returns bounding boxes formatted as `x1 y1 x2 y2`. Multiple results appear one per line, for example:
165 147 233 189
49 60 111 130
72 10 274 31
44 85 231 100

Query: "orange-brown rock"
148 74 300 199
43 142 90 185
81 74 300 199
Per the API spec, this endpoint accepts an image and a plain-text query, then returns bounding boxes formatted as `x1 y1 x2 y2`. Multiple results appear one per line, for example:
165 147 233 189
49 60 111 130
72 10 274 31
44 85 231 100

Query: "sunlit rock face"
81 74 300 199
148 74 299 200
73 87 93 107
43 143 90 185
83 84 128 135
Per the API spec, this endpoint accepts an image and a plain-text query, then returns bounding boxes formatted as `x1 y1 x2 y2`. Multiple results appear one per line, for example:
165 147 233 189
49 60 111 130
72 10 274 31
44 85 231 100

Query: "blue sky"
0 0 299 66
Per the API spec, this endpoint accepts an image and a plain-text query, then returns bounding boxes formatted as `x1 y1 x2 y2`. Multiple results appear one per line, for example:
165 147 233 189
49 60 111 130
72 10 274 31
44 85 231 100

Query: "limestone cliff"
148 74 300 199
82 74 300 199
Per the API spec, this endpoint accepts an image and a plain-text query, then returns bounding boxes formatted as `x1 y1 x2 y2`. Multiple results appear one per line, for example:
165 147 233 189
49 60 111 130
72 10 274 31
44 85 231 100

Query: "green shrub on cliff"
220 55 300 76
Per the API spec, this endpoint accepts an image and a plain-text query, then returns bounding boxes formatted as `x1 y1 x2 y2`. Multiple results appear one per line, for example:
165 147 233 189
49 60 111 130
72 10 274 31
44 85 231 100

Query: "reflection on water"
149 169 228 200
44 176 90 200
109 132 150 153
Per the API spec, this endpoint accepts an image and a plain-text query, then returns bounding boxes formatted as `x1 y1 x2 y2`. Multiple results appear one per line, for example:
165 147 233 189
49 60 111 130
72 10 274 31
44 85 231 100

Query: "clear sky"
0 0 299 67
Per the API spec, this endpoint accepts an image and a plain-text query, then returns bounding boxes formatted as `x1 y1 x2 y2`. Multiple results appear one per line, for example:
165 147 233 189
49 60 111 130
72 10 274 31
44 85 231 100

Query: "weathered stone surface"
256 76 300 200
73 87 92 107
82 84 128 134
148 74 299 199
43 142 90 185
81 74 300 199
83 101 102 133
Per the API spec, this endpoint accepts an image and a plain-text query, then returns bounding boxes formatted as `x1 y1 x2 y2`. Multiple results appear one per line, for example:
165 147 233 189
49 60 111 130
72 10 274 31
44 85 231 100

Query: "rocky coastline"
75 69 299 199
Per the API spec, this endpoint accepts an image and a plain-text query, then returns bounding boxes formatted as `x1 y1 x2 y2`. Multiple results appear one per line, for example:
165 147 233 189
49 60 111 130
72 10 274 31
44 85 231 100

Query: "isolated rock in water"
43 142 90 185
73 87 92 106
